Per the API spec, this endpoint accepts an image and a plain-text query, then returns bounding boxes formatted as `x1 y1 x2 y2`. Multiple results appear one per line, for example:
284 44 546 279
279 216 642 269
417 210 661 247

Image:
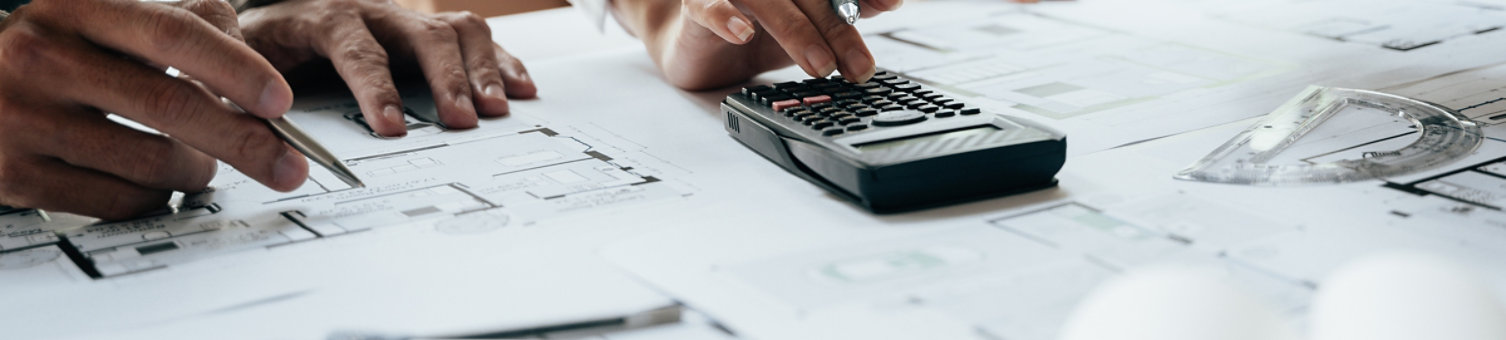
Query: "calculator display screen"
852 125 1000 153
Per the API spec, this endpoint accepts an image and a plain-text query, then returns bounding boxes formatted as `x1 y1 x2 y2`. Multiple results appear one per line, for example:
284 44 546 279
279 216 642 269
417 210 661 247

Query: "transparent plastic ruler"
1176 86 1483 186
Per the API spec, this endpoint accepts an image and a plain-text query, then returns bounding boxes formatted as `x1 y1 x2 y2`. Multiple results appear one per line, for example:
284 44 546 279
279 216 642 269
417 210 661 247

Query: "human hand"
616 0 902 90
0 0 306 219
237 0 537 137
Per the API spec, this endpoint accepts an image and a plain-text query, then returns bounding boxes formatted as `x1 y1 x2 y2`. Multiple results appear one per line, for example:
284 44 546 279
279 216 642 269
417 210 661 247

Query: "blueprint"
599 1 1506 339
858 2 1506 154
1207 0 1506 51
0 91 689 280
15 0 1506 339
0 88 694 339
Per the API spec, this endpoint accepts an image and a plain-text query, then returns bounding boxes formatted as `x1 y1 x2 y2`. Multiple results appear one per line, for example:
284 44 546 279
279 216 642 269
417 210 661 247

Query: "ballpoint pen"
229 101 365 188
832 0 860 25
265 116 366 188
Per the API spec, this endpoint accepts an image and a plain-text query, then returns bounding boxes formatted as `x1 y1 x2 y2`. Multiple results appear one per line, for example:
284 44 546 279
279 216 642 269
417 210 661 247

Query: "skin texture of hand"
0 0 307 220
237 0 537 137
613 0 902 91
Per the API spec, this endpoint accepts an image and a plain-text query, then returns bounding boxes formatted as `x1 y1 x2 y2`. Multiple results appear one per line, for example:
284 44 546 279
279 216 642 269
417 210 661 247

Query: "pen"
228 101 365 188
265 116 366 188
832 0 860 25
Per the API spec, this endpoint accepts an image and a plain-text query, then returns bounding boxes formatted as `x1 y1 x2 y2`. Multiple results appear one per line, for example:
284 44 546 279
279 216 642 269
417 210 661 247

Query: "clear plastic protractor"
1176 86 1484 186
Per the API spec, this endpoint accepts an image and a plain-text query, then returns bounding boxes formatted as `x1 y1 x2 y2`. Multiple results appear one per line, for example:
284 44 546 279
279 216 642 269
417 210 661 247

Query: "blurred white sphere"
1310 252 1506 340
1058 266 1297 340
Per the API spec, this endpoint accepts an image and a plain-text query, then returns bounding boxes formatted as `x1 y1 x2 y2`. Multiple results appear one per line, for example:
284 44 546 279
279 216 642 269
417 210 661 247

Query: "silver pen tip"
839 3 860 24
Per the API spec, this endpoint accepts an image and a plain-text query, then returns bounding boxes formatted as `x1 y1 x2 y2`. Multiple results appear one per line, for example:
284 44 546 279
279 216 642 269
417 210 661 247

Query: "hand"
615 0 902 90
237 0 537 137
0 0 306 219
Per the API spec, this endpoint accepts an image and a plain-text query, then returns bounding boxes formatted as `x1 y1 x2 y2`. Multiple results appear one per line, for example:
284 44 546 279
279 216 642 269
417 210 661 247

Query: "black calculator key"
917 104 940 113
865 87 893 96
784 108 812 117
881 104 904 111
794 91 823 99
762 94 793 105
822 128 845 136
893 83 922 92
935 110 956 118
881 78 908 85
871 110 928 127
812 102 835 109
803 78 830 84
744 85 773 95
834 91 863 99
921 93 944 100
810 121 835 129
874 72 897 80
819 107 841 114
855 108 879 117
845 103 870 110
855 82 883 89
913 89 933 96
961 108 982 115
773 81 802 89
932 98 954 106
830 113 855 121
839 117 862 125
870 99 894 107
847 124 869 131
943 102 965 110
861 95 884 102
793 113 819 122
904 100 927 108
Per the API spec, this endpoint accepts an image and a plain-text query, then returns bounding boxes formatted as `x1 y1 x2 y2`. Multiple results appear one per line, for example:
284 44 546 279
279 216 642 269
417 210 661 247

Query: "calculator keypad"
740 71 981 136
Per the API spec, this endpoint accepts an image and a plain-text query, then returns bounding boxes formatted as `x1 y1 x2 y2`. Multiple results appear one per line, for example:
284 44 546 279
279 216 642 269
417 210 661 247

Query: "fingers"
858 0 903 17
34 108 218 193
375 16 478 129
438 11 510 118
0 156 172 221
495 45 538 99
316 12 409 137
736 0 839 78
684 0 758 45
170 0 245 41
44 0 292 119
790 0 875 82
36 38 308 192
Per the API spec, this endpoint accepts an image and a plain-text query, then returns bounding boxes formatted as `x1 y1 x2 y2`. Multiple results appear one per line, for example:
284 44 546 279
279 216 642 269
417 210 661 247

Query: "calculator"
722 71 1067 213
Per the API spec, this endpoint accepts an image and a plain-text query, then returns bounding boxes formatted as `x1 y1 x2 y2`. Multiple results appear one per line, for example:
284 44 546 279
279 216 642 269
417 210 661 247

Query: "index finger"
737 0 838 78
49 0 292 118
792 0 876 83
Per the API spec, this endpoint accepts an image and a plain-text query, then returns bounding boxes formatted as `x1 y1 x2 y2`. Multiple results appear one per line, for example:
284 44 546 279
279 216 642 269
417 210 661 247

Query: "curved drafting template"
1177 86 1484 186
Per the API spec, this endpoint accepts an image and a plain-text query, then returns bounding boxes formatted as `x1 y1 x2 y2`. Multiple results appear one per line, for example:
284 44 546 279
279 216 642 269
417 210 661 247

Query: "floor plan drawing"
0 93 692 280
1209 0 1506 51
